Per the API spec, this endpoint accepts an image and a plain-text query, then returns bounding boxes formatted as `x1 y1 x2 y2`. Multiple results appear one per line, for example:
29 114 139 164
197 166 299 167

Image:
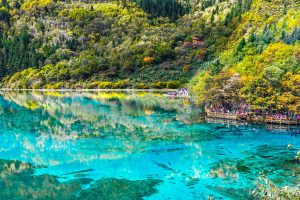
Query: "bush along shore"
1 79 186 90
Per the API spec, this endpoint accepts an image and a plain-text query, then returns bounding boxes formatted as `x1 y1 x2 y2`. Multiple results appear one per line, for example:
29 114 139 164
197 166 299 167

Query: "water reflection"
0 159 161 200
0 91 299 200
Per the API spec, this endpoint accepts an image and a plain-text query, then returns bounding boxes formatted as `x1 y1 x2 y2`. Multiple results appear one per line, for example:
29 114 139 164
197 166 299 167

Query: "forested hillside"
0 0 252 89
1 0 300 114
190 0 300 114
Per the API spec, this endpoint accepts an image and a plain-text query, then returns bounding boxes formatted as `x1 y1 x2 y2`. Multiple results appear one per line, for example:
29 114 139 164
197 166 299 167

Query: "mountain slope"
0 0 249 89
1 0 299 111
191 0 300 113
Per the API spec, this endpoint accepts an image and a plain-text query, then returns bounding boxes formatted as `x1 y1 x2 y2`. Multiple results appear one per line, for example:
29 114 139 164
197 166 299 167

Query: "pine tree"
236 38 246 52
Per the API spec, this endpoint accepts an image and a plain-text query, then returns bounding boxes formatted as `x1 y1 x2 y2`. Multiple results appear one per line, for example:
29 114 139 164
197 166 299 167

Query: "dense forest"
0 0 299 114
190 0 300 115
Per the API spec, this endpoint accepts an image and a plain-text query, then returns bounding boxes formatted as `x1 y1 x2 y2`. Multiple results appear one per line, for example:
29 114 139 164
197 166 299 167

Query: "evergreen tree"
248 32 256 43
135 0 189 20
236 38 246 52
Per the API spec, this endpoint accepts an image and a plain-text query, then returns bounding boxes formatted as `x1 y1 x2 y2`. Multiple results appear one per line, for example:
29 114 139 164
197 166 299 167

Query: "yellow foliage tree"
21 0 53 11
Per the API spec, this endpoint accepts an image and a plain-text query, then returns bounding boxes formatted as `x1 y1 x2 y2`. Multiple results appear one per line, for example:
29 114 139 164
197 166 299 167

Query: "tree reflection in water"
0 91 299 199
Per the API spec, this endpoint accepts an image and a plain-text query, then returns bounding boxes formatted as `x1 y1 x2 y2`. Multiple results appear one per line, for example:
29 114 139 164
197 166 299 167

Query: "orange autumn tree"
143 56 154 64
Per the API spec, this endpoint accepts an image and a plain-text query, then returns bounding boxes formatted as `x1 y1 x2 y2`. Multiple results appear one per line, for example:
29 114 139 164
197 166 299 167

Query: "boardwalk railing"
206 111 299 125
265 118 298 125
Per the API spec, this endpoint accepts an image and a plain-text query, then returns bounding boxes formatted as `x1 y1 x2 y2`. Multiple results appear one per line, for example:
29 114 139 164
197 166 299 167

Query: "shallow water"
0 91 299 200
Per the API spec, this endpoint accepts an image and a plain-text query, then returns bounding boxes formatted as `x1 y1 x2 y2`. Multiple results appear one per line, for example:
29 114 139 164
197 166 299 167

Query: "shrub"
52 82 65 89
112 80 129 89
166 81 181 89
151 82 166 89
98 82 113 89
87 82 101 89
134 83 149 89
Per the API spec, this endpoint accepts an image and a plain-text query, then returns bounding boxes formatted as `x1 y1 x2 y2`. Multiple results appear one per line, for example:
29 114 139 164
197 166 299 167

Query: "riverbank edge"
0 88 178 92
1 88 299 126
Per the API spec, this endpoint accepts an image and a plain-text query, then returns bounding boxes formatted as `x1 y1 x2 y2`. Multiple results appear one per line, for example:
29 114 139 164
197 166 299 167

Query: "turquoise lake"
0 91 299 200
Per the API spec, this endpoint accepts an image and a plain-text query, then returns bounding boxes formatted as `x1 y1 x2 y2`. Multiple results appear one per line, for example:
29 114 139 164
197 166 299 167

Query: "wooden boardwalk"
265 117 298 125
206 111 299 125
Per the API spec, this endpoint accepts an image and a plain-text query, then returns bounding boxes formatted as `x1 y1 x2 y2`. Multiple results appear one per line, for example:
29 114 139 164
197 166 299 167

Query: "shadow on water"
0 159 162 200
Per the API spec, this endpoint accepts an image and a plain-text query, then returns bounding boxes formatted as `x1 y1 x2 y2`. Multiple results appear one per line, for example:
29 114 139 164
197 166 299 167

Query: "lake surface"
0 91 299 200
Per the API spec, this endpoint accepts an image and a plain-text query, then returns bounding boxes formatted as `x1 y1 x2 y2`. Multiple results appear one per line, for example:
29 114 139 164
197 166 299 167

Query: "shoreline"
0 88 178 92
2 88 298 126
